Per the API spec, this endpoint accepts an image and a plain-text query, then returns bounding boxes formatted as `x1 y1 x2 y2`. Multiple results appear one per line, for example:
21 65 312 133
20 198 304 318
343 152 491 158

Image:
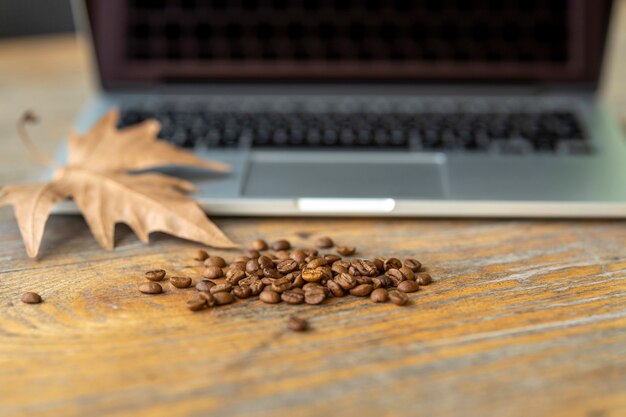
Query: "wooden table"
1 10 626 416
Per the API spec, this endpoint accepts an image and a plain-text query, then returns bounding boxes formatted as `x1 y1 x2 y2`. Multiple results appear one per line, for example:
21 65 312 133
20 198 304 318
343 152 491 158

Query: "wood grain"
1 6 626 416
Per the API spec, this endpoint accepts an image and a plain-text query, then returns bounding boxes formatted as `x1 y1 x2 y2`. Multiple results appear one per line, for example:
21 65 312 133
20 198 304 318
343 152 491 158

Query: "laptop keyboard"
118 104 590 154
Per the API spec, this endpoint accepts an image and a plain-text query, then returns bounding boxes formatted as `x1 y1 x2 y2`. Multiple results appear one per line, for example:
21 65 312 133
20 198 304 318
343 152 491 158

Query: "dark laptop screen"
85 0 612 87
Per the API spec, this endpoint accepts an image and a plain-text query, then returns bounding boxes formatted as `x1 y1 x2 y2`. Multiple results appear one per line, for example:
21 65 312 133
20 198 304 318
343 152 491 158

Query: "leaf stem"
16 111 56 167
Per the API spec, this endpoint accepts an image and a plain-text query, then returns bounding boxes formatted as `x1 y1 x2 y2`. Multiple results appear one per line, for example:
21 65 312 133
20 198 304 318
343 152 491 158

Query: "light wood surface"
1 4 626 416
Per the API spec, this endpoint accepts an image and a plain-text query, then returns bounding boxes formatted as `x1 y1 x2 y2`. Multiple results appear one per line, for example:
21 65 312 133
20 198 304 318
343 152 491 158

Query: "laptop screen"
84 0 612 88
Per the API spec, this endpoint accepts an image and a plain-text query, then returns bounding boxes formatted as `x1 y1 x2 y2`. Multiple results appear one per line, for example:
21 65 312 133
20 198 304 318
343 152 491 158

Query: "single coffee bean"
245 249 261 259
204 256 226 268
258 255 275 269
397 280 419 293
281 290 305 304
245 259 260 274
291 287 305 295
331 262 349 275
351 259 378 277
324 254 342 264
232 285 251 299
415 272 433 286
196 279 215 292
186 295 207 311
194 250 209 261
356 276 373 285
370 288 389 303
336 246 356 256
371 258 385 274
249 280 265 295
145 269 166 281
251 239 269 251
287 316 309 332
271 277 293 293
210 283 233 294
326 280 345 297
229 261 247 271
404 258 422 272
376 274 393 288
350 283 374 297
307 257 327 269
303 248 319 257
399 266 415 281
21 292 42 304
214 291 235 305
335 273 357 290
263 268 282 279
371 277 383 289
389 290 408 306
301 267 324 283
302 282 322 291
276 259 298 274
199 291 217 307
290 249 307 263
203 266 224 279
275 250 291 260
170 276 192 289
292 274 305 288
385 268 405 286
271 239 291 251
226 269 246 285
315 236 334 248
304 287 326 305
259 289 281 304
139 282 163 295
384 258 403 271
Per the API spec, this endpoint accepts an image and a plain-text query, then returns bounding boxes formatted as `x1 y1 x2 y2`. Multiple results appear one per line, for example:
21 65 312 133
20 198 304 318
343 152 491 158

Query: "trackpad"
243 157 445 198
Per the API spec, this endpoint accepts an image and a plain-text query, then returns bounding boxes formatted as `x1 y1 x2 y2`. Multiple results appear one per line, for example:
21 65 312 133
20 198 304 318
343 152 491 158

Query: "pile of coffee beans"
138 237 434 323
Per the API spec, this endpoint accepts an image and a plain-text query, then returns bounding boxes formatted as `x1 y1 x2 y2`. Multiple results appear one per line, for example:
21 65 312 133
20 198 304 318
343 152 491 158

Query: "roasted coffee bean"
199 291 217 307
196 279 215 292
292 274 305 288
303 248 319 257
291 287 305 295
376 275 393 287
249 280 265 295
336 246 356 256
397 280 419 293
245 249 261 259
194 250 209 261
371 258 385 274
230 261 247 271
214 291 235 305
371 277 383 289
139 282 163 294
326 280 345 297
260 290 281 304
232 285 251 299
356 276 373 285
277 259 298 274
263 268 282 279
203 266 224 279
315 236 334 248
281 290 305 304
404 258 422 272
290 249 307 263
186 295 207 311
204 256 226 268
385 268 405 286
170 276 192 289
302 282 323 291
304 287 326 305
389 290 408 306
258 255 275 269
287 316 308 332
251 239 269 251
331 260 350 275
335 273 357 290
21 292 42 304
271 277 292 293
351 259 378 277
226 269 246 285
246 259 260 274
399 266 415 281
210 283 233 294
233 256 249 263
384 258 403 271
302 267 324 283
370 288 389 303
304 255 317 263
145 269 166 281
307 258 327 269
350 283 374 297
271 239 291 251
261 277 272 285
324 254 341 264
415 272 433 286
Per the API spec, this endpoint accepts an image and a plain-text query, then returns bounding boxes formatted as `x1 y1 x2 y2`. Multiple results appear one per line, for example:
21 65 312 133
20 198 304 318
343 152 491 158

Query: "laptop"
66 0 626 217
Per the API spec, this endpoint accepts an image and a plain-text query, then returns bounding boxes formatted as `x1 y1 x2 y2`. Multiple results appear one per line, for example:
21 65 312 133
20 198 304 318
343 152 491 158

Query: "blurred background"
0 0 74 38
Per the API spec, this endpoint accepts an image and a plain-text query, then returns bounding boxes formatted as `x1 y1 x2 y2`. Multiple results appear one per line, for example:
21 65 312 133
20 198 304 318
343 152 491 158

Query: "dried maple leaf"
0 109 237 258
